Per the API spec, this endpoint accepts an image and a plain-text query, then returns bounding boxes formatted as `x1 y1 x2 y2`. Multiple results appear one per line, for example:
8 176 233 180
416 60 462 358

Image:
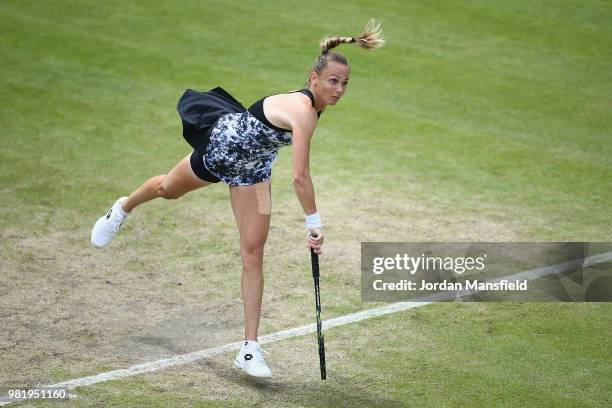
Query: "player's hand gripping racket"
309 234 326 380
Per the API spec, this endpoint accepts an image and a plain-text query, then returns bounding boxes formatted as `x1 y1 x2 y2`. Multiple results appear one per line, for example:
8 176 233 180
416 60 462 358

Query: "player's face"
311 61 350 106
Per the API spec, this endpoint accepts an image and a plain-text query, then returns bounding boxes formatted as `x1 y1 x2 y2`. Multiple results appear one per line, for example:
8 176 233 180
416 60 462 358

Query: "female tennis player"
91 20 384 379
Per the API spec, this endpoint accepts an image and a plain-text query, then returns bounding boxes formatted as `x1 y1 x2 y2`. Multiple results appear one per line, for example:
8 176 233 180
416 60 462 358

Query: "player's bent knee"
161 188 183 200
155 178 184 200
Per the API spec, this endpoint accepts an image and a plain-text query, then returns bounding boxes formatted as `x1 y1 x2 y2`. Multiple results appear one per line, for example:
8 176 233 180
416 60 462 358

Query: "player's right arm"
288 101 324 253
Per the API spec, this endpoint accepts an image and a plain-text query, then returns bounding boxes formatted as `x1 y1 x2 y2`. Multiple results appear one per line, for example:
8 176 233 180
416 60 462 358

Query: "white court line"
1 250 610 405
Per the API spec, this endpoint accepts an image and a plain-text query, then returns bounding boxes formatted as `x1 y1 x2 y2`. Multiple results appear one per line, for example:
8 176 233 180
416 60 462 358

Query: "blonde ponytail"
354 19 385 51
320 19 385 54
309 19 385 84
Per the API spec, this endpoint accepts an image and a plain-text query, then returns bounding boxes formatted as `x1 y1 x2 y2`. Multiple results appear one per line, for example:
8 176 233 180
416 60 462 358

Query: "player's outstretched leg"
91 152 212 247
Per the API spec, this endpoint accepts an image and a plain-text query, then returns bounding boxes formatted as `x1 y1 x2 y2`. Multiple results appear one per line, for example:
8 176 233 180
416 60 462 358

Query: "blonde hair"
320 19 385 55
310 19 385 83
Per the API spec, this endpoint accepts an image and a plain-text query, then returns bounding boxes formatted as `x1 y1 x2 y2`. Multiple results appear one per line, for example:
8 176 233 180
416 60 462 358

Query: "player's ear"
309 70 318 86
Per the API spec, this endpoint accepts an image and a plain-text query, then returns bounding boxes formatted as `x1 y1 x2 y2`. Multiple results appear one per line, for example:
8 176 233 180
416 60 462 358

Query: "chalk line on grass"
1 250 609 405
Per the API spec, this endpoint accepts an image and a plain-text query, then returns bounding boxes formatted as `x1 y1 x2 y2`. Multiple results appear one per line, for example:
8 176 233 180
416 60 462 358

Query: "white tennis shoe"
91 197 129 248
234 341 272 379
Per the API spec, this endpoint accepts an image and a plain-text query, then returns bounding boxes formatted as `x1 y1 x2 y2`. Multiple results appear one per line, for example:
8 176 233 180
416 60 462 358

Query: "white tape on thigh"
254 182 271 215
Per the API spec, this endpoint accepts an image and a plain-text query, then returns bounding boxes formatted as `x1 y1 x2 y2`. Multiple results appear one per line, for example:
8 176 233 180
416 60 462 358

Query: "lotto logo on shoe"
244 354 253 361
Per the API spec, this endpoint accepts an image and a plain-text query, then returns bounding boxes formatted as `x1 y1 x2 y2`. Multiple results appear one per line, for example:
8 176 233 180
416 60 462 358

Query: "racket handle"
310 251 319 278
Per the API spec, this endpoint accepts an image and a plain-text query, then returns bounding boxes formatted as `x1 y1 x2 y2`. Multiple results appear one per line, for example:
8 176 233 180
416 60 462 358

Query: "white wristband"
305 212 322 229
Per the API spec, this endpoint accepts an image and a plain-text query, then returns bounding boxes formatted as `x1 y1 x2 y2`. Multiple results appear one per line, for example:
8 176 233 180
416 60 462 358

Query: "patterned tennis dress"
180 88 319 186
204 111 292 186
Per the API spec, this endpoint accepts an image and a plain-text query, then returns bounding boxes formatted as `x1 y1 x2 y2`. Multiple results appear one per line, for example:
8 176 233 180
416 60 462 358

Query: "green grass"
371 303 612 407
1 0 611 237
1 0 611 407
